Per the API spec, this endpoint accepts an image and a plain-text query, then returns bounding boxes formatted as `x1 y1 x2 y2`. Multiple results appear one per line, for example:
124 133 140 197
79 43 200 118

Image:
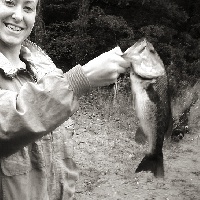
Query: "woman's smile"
4 22 24 33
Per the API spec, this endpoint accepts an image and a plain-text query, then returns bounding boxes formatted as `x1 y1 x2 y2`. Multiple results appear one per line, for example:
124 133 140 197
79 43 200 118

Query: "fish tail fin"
135 153 164 178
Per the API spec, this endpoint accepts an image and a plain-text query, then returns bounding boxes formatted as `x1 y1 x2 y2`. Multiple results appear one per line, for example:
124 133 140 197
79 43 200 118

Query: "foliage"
31 0 200 94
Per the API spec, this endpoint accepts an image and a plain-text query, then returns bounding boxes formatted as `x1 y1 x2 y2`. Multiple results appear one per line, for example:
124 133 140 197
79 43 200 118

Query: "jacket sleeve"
0 65 91 157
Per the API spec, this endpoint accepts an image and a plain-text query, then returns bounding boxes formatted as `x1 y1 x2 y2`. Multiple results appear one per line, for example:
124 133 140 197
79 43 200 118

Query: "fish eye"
150 49 155 54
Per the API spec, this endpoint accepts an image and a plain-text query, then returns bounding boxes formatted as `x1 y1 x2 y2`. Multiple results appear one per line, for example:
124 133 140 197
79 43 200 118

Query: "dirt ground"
72 106 200 200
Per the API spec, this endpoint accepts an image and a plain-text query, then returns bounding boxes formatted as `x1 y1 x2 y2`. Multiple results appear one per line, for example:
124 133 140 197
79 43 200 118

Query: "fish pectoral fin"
135 127 147 145
135 153 164 178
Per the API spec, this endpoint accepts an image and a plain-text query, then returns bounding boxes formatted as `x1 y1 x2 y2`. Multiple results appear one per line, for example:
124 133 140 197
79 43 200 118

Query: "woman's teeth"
6 24 22 32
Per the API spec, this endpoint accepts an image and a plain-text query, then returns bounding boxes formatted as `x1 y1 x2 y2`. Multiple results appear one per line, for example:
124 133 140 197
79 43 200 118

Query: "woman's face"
0 0 38 48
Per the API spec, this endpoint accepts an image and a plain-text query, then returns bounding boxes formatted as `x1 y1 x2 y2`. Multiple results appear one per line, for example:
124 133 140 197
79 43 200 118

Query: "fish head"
123 38 165 79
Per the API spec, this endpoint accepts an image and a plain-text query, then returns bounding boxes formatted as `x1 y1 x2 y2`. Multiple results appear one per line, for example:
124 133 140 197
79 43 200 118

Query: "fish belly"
130 74 168 177
131 78 157 153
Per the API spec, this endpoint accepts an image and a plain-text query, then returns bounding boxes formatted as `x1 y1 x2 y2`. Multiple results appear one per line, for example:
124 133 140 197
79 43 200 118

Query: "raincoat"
0 40 91 200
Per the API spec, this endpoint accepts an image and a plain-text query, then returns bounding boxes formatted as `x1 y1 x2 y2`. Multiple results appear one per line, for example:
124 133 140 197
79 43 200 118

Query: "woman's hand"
82 47 130 87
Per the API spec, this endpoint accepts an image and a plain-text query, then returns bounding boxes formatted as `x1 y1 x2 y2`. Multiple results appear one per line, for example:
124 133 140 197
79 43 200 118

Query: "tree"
35 0 199 86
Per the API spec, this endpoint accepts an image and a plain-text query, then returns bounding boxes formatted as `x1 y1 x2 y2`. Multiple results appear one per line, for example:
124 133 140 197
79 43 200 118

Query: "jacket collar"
0 39 56 80
0 50 26 78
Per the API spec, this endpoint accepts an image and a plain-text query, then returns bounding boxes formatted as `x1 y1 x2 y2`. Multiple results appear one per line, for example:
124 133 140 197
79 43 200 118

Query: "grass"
77 75 200 139
73 77 200 200
78 76 138 134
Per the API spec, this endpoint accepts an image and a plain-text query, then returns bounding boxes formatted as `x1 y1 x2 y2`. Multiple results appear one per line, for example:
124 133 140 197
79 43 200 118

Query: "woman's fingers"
111 47 131 69
112 46 124 56
82 46 130 87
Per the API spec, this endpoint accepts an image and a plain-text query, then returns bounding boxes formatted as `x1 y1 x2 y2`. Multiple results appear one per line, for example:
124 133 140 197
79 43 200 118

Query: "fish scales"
123 38 172 177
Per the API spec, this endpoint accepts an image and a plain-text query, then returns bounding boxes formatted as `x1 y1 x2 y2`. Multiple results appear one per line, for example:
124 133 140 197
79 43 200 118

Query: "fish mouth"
134 71 155 80
131 63 158 80
135 69 162 79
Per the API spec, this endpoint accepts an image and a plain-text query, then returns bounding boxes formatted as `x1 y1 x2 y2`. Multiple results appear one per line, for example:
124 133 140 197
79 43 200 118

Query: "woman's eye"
24 4 36 13
24 6 34 12
4 0 15 6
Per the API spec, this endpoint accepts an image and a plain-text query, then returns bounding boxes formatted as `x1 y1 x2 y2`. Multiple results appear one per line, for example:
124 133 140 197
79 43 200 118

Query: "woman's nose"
11 6 23 22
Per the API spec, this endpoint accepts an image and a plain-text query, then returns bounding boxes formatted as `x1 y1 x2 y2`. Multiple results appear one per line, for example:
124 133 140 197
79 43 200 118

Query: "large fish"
122 38 172 177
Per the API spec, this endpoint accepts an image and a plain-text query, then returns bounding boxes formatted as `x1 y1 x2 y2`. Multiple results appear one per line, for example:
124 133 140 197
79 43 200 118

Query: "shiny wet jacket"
0 40 91 200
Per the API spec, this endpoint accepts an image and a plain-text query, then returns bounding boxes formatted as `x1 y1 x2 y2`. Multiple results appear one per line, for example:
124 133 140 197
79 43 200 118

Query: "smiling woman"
0 0 37 50
0 0 130 199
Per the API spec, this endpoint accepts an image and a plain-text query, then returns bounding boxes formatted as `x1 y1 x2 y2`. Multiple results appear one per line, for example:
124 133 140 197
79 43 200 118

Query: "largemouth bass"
123 38 172 177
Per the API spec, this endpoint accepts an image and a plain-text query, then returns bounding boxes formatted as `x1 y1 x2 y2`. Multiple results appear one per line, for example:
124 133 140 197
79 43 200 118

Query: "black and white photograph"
0 0 199 199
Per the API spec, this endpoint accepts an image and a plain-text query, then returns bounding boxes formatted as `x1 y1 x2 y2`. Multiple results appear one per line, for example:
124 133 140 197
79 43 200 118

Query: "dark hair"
36 0 41 14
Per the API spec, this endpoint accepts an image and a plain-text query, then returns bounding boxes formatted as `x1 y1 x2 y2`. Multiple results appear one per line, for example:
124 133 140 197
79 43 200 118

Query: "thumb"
109 46 123 56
